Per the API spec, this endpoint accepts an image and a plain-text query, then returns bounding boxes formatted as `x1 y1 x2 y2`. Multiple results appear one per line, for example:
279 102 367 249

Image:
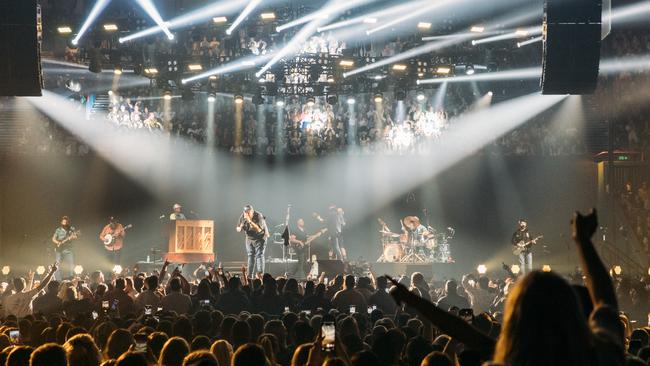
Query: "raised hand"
571 208 598 243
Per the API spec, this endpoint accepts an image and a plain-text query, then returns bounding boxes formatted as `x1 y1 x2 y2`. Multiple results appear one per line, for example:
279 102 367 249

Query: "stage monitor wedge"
541 0 602 95
0 0 43 96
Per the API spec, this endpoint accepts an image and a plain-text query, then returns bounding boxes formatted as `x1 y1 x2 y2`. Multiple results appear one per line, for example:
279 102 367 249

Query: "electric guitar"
512 235 543 256
103 224 133 250
54 229 81 252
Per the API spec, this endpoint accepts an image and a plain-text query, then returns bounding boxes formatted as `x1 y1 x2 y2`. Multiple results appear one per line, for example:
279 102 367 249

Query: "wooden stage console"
166 220 215 263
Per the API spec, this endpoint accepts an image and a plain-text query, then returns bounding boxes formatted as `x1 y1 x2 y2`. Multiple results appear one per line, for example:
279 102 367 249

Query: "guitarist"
511 219 533 275
289 218 312 277
51 216 79 280
236 204 269 279
100 217 126 268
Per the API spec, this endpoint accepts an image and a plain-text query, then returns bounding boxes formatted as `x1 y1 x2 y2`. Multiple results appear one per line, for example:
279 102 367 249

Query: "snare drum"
382 244 404 262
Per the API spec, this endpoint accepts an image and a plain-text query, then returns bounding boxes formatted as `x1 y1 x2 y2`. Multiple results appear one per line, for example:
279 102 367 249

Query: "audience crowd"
0 210 648 366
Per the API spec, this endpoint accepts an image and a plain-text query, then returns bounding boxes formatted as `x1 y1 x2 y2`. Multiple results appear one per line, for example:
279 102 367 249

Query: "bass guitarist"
511 219 540 276
289 218 327 277
51 216 79 280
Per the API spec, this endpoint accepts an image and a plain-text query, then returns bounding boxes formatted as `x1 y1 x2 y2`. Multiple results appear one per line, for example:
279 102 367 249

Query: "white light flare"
472 26 542 46
366 0 454 36
227 0 263 35
182 53 275 84
71 0 111 45
134 0 175 39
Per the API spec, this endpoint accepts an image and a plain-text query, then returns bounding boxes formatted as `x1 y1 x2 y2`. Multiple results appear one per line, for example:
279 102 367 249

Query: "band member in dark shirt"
289 218 311 277
51 216 79 280
236 205 269 279
511 219 533 275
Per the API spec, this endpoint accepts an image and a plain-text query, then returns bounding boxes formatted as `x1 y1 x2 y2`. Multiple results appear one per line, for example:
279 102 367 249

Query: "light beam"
71 0 111 45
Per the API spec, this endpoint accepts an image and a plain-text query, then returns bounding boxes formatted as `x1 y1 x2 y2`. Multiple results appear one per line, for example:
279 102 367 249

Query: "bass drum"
382 244 404 262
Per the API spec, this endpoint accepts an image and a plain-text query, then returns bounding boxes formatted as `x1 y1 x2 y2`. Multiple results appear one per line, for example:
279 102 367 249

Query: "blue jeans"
245 238 266 278
519 252 533 275
55 249 74 280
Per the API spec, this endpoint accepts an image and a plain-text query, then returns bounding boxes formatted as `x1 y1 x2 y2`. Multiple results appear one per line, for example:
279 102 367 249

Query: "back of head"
191 335 212 351
182 350 218 366
64 333 102 366
105 329 134 360
147 332 168 360
444 280 457 295
210 340 233 366
232 343 267 366
405 336 432 366
344 275 356 290
231 320 252 348
227 277 241 291
376 276 388 290
421 351 453 366
47 280 61 294
494 271 592 366
160 337 190 366
290 344 312 366
371 329 406 366
145 275 158 291
13 277 26 292
169 277 182 292
115 351 147 366
115 278 126 291
351 350 380 366
7 346 33 366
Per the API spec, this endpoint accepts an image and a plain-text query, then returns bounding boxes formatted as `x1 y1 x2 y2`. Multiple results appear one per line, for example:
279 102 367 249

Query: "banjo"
103 224 133 249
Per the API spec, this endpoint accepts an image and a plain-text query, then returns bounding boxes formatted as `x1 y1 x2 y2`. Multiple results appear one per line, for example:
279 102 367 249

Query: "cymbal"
402 216 420 229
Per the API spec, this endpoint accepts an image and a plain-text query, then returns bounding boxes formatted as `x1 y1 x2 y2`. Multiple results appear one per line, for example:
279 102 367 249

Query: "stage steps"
90 93 110 118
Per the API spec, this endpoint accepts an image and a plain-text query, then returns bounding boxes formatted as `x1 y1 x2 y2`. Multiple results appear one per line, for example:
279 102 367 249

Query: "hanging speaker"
0 0 42 96
541 0 602 95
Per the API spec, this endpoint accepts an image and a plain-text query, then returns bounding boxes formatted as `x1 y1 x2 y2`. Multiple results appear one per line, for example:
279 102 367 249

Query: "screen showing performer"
51 216 79 280
236 204 269 279
100 217 129 268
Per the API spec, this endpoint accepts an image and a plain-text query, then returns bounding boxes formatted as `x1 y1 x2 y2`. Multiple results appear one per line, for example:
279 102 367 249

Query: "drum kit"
377 216 454 263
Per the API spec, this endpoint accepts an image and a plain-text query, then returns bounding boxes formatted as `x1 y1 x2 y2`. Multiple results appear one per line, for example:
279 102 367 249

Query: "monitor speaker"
541 0 602 95
309 259 345 278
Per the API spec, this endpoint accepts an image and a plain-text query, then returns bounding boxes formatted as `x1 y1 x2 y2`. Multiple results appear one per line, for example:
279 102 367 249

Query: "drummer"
402 216 432 244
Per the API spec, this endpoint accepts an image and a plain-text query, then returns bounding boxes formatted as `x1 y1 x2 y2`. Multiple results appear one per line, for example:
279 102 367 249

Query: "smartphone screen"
157 306 163 312
144 305 152 315
321 322 335 351
134 333 148 353
201 299 210 307
367 306 373 314
305 310 311 315
284 306 290 313
92 311 98 320
111 299 119 311
9 330 20 344
459 308 473 322
102 300 109 309
349 305 356 314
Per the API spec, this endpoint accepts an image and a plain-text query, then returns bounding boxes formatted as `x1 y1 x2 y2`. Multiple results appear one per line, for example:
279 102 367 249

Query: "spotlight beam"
182 53 276 84
343 6 542 78
517 35 542 48
418 67 542 84
366 0 457 36
472 26 542 45
227 0 263 35
316 0 428 33
134 0 175 40
277 0 372 32
71 0 111 45
119 0 249 43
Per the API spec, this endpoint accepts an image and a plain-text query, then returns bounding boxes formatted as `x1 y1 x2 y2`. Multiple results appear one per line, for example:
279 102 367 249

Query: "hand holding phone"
9 330 20 344
321 322 335 351
134 333 148 353
349 305 356 314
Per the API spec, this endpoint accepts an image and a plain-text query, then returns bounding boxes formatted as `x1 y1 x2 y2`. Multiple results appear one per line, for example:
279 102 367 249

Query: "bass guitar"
512 235 543 256
103 224 133 250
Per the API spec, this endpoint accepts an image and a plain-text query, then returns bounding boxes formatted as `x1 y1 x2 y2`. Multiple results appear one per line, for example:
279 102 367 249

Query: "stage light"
542 264 552 272
74 265 84 275
373 93 383 103
276 100 285 107
227 0 263 35
113 68 123 75
307 97 315 107
436 66 451 74
466 65 475 75
234 95 244 104
188 64 203 71
108 90 113 96
339 60 354 67
374 75 384 80
417 22 432 29
71 0 111 45
416 92 425 101
36 266 46 275
366 0 449 36
213 16 228 23
487 91 493 96
207 94 216 103
327 77 335 83
517 35 542 48
163 91 173 100
515 28 529 37
1 266 9 275
209 75 218 80
260 12 276 20
347 97 356 105
477 264 487 274
134 0 175 40
144 67 158 75
392 64 407 71
363 17 378 24
57 26 73 34
103 23 118 31
511 264 521 275
613 265 622 275
418 72 424 77
470 25 485 33
112 265 123 274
